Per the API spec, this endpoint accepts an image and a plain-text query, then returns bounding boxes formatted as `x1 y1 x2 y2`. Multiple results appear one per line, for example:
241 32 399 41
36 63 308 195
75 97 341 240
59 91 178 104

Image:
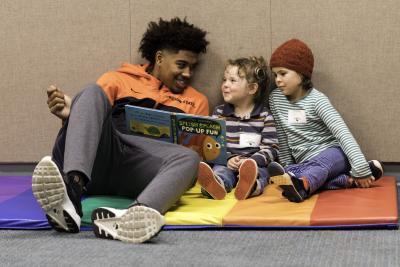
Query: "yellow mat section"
165 184 238 225
223 184 318 226
165 183 319 226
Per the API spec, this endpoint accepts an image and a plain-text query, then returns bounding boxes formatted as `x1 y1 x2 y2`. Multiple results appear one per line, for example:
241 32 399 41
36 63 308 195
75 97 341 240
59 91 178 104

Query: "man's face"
153 50 199 94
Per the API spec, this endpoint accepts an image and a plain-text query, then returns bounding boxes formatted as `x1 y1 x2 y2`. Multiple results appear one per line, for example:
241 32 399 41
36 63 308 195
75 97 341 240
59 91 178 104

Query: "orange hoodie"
96 63 209 116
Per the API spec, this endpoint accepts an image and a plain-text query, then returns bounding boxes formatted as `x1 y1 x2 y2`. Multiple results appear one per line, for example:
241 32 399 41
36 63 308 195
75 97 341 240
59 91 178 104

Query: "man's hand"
46 85 71 120
354 176 375 188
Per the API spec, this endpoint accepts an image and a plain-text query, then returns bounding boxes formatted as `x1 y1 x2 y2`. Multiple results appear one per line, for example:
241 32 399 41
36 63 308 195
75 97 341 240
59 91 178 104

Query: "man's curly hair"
139 17 209 64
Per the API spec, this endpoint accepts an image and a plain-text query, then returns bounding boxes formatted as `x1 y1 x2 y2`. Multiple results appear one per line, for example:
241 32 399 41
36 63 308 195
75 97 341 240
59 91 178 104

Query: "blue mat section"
0 176 49 229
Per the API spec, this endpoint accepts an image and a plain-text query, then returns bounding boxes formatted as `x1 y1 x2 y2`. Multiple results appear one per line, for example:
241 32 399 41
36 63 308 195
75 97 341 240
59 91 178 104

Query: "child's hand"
47 85 71 121
227 156 242 171
354 176 375 188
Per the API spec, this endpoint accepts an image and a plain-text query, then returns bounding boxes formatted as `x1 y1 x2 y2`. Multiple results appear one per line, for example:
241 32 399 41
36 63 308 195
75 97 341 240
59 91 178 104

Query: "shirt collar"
221 102 264 119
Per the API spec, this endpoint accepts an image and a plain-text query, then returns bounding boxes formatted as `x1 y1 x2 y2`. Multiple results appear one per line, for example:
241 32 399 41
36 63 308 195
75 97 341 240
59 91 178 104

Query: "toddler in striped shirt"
197 57 279 200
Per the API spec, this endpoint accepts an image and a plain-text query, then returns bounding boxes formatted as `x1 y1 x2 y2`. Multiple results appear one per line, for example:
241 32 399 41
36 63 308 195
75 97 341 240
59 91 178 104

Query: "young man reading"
33 17 209 243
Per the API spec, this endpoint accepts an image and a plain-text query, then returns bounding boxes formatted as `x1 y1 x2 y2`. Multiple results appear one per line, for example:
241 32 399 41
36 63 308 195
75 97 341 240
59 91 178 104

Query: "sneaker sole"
32 156 80 233
197 162 226 200
92 206 165 243
369 160 383 181
235 159 258 200
269 174 303 203
267 162 285 178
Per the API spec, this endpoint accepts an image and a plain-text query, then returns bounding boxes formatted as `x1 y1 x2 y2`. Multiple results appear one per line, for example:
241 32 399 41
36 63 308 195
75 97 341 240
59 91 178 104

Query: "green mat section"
81 196 133 226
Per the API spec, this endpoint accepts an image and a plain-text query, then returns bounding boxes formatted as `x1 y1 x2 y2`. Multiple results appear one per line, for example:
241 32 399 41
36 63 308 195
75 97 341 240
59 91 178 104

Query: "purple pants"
285 147 351 194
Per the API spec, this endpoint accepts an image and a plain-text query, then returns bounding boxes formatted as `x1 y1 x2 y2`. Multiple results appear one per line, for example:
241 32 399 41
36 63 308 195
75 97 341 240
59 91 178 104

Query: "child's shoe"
268 162 308 203
368 160 384 180
235 158 258 200
267 161 286 177
197 162 226 200
91 204 165 243
32 156 82 233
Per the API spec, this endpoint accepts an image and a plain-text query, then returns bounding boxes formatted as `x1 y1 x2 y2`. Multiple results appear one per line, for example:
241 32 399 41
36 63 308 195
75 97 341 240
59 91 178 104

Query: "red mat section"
310 176 398 226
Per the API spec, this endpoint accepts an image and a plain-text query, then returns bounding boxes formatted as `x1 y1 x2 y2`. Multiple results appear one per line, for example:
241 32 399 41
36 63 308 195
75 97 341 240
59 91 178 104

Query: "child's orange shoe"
197 162 226 200
235 159 258 200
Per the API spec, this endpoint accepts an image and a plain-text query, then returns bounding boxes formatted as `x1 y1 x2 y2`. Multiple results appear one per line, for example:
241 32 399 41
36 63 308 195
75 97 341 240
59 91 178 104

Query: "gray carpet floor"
1 229 399 266
0 165 399 266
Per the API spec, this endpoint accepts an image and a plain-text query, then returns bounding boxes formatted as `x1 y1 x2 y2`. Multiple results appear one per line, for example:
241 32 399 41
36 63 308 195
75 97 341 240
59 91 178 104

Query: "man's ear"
155 50 163 65
249 83 259 95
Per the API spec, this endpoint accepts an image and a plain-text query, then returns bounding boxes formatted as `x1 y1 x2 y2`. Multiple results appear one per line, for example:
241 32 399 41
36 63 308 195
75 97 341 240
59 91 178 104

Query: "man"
32 17 209 243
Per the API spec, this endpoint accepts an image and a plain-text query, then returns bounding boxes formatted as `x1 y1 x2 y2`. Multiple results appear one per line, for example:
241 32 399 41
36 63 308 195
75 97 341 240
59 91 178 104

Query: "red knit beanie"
270 39 314 78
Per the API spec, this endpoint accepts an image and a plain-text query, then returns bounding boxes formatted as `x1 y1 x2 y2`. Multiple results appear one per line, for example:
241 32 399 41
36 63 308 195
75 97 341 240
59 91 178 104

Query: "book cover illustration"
125 105 173 143
125 105 227 165
175 113 227 165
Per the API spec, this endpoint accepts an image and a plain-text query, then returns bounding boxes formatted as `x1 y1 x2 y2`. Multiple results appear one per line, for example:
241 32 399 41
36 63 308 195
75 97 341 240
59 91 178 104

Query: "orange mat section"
223 183 318 226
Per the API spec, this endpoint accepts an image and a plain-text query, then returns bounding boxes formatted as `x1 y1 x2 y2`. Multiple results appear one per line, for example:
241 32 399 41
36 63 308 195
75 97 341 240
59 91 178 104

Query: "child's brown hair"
226 56 269 104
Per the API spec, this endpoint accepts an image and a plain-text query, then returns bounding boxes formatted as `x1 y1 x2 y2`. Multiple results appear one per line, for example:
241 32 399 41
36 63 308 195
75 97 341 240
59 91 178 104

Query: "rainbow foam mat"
0 176 398 230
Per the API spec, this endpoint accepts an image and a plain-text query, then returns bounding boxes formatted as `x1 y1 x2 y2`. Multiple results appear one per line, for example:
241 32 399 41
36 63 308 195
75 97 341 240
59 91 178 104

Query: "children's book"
125 105 227 165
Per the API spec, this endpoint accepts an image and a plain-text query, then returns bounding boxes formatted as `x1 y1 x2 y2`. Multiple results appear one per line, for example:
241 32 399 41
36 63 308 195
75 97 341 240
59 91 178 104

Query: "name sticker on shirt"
239 133 261 147
288 109 307 125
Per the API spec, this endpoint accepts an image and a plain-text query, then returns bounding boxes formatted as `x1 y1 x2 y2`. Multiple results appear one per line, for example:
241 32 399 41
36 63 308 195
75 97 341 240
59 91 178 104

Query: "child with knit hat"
267 39 384 203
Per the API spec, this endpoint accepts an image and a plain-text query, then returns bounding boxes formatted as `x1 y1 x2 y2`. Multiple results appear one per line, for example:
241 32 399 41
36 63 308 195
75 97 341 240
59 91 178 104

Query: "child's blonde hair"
226 56 269 103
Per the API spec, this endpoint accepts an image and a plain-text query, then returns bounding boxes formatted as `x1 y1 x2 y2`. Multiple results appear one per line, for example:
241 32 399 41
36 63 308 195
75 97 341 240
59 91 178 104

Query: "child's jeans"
212 164 269 195
284 146 351 194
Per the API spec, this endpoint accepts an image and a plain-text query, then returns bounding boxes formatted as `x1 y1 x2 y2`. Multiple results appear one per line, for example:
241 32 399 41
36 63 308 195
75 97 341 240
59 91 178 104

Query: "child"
268 39 384 203
197 57 279 200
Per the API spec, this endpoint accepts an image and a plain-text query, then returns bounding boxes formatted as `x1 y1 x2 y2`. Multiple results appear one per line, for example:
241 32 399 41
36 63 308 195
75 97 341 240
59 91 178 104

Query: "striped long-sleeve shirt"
212 103 279 167
269 88 371 178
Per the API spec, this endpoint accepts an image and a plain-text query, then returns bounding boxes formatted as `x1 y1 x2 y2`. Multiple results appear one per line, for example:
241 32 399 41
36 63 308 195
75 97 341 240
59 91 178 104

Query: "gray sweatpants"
52 84 200 214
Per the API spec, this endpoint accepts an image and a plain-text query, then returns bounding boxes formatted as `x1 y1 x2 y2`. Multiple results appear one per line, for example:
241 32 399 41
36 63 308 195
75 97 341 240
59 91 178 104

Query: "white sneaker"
91 205 165 243
32 156 81 233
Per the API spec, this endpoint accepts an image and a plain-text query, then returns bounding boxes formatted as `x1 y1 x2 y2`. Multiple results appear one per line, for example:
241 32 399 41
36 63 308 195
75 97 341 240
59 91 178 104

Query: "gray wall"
1 0 399 162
